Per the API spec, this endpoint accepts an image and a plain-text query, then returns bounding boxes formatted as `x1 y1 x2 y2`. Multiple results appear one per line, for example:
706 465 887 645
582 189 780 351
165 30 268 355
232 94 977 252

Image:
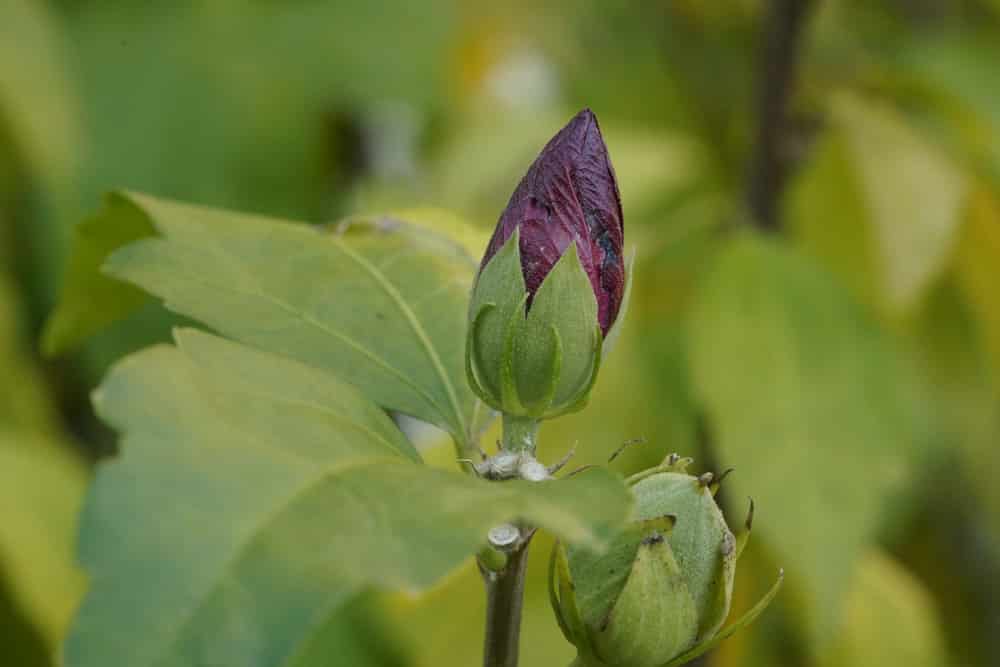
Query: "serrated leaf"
42 194 157 355
687 235 916 652
48 191 488 446
68 331 631 667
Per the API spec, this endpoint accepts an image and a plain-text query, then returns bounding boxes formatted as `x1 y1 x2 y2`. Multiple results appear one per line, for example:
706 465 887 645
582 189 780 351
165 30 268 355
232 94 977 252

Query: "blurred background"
2 0 1000 665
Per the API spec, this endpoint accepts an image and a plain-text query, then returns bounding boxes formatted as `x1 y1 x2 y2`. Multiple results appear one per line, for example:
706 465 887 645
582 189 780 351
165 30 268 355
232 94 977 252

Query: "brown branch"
745 0 816 231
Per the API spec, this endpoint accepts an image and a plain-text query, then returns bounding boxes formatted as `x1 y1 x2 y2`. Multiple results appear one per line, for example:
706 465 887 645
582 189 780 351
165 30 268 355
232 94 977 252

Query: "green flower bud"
466 229 605 422
549 455 782 667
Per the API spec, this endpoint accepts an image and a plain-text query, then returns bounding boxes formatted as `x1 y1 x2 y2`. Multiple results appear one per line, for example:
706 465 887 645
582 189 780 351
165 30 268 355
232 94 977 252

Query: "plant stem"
745 0 815 231
481 537 533 667
500 413 539 453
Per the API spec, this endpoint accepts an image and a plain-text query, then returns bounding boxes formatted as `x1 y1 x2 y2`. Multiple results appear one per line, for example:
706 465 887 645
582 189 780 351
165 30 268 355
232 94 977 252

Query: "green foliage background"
2 0 999 665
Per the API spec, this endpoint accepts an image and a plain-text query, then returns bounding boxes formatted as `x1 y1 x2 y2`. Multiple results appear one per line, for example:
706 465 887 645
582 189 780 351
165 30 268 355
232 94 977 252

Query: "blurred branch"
745 0 816 231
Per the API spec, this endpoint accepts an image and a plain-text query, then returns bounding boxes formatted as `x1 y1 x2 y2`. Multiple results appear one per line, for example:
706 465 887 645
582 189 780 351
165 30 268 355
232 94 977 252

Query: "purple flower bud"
480 109 624 335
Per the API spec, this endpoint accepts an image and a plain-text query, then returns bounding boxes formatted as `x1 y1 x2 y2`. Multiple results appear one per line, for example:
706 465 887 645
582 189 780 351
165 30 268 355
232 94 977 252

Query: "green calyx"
549 454 783 667
466 230 603 422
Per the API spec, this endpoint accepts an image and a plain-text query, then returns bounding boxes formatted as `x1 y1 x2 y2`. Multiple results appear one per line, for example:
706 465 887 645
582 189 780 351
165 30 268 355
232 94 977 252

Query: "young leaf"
41 194 156 356
67 331 631 667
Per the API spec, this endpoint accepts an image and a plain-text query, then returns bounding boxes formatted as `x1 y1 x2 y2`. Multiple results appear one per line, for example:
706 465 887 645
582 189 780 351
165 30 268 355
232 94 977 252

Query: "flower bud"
466 110 627 421
549 455 782 667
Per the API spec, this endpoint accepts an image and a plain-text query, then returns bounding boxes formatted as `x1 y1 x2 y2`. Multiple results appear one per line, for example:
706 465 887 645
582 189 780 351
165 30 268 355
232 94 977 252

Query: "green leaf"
0 431 86 660
822 550 946 667
286 592 409 667
49 191 488 445
42 194 156 355
955 188 1000 384
382 206 490 262
0 264 84 665
0 277 58 434
68 330 631 667
899 35 1000 184
788 92 966 313
687 235 917 651
909 247 1000 560
0 0 78 189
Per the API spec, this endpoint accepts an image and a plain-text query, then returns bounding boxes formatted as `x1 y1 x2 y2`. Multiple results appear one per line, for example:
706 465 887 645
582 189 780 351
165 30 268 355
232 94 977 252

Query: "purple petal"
480 109 624 334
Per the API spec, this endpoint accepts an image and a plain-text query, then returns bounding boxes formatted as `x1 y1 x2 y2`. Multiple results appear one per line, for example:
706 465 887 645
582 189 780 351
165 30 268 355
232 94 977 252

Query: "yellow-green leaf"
687 235 917 651
789 92 966 313
823 550 947 667
67 330 631 667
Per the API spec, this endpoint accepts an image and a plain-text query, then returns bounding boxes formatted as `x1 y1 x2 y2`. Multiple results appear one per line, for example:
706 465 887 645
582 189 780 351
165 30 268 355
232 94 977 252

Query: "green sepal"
590 524 699 666
625 453 695 485
631 472 736 640
555 514 680 665
552 542 595 658
467 232 607 420
660 569 784 667
519 242 600 411
466 302 498 406
734 498 754 562
521 324 563 418
546 323 604 419
549 542 575 644
467 230 528 408
499 292 530 414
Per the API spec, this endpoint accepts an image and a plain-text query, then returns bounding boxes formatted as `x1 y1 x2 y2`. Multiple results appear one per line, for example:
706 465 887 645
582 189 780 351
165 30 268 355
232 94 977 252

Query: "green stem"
500 413 539 453
479 414 541 666
481 539 532 667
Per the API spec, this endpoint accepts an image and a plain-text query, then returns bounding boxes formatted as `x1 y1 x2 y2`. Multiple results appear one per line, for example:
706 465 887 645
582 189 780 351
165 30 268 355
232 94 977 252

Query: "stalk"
481 537 533 667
